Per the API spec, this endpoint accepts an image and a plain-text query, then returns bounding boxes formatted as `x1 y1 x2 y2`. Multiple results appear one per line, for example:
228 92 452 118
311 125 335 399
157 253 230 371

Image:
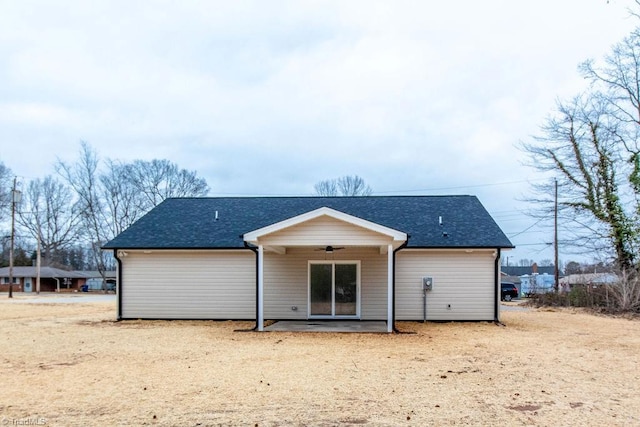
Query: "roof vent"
439 216 443 226
215 211 219 221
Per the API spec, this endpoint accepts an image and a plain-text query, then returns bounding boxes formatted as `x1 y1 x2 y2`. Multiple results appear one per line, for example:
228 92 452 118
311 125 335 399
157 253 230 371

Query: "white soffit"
243 206 408 244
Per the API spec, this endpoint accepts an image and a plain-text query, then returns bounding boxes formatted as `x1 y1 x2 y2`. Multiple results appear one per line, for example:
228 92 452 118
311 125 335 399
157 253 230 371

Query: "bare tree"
607 270 640 312
56 142 112 278
0 161 12 221
564 261 583 275
337 175 373 196
314 179 339 197
522 10 640 292
579 26 640 222
126 159 209 209
314 175 372 196
518 259 534 267
57 142 211 285
17 176 80 267
100 160 147 236
523 94 637 271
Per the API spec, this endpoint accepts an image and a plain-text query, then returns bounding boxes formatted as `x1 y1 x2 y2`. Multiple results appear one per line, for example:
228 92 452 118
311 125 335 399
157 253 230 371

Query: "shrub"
606 271 640 313
526 273 640 314
527 292 570 308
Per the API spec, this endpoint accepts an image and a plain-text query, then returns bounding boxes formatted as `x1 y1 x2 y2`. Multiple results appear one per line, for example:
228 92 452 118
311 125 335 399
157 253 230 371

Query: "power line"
209 178 550 198
373 178 549 195
507 217 548 238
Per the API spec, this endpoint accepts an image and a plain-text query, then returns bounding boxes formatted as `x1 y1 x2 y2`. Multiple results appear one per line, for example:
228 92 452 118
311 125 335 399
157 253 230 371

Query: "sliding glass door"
309 262 359 318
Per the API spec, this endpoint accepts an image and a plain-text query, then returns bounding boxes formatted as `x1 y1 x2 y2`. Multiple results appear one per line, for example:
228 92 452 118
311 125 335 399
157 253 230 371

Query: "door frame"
308 260 361 319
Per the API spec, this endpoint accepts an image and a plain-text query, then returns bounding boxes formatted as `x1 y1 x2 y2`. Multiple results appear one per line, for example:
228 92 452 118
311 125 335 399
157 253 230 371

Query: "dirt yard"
1 296 639 426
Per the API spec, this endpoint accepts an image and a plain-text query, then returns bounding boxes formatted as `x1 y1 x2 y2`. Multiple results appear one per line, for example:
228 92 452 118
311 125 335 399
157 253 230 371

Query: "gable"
243 206 407 248
250 214 400 247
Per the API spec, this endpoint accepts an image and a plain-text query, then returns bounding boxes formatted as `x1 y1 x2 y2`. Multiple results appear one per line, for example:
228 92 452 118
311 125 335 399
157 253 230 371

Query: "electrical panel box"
422 276 433 291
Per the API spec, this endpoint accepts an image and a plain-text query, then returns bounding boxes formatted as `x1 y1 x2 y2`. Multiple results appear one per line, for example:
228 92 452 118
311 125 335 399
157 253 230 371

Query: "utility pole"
554 178 559 293
36 234 41 294
8 177 19 298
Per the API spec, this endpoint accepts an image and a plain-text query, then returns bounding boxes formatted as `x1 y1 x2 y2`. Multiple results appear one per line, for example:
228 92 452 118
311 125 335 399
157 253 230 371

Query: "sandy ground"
1 296 639 426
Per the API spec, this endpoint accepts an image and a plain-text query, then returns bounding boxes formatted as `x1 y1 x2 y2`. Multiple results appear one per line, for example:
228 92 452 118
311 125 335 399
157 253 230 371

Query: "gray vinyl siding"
264 247 388 320
395 250 496 321
120 250 255 319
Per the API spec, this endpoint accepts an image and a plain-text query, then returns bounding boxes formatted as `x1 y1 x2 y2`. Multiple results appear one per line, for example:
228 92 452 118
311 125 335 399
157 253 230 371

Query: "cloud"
0 0 638 262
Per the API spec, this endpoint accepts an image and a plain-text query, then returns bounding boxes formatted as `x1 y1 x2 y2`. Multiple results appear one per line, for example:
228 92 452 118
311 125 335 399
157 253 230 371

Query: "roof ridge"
167 195 476 200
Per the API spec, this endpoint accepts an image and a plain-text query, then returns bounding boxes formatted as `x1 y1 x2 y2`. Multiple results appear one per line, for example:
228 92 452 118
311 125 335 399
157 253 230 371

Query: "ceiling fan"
315 245 345 253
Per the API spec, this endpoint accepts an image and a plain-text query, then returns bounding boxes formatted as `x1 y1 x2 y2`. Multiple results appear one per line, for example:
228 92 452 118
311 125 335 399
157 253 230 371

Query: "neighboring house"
559 273 619 292
0 266 88 293
502 264 560 296
520 273 556 295
500 273 521 285
103 196 514 332
82 271 117 290
501 265 556 277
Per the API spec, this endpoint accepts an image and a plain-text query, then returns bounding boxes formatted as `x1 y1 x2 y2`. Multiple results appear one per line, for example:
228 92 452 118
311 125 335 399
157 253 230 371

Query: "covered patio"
263 320 389 333
243 207 408 333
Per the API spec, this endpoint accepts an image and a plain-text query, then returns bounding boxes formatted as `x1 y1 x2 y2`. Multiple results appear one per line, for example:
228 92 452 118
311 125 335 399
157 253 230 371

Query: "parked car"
501 282 518 301
104 283 116 293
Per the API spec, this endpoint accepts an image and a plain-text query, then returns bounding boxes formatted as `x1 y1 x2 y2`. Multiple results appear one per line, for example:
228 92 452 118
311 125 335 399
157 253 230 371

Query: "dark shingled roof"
0 266 89 278
103 196 514 250
501 266 556 277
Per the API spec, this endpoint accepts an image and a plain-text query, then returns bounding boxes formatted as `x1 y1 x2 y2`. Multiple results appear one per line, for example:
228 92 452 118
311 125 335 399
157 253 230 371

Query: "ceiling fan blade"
313 246 347 252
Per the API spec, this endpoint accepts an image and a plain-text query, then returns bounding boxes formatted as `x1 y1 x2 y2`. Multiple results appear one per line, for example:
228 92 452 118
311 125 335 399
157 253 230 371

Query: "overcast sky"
1 0 638 265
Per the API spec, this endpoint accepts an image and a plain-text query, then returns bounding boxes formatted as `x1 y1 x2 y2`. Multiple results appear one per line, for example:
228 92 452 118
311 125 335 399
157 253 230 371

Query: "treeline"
0 142 209 273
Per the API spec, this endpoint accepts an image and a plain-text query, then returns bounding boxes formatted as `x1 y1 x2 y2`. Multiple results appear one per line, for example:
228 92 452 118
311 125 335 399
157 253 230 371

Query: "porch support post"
257 244 264 331
387 243 393 333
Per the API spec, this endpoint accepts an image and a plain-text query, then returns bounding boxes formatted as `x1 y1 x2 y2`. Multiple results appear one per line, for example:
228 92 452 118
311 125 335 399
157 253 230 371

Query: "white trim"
116 260 121 319
308 260 361 319
244 207 407 245
267 246 287 255
257 245 264 331
400 248 499 254
387 244 393 333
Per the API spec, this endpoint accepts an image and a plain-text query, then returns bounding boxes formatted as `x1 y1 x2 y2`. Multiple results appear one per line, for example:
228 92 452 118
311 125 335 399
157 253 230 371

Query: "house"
82 270 117 291
559 273 618 292
520 273 556 295
501 265 556 277
103 196 514 332
0 266 89 293
502 264 560 296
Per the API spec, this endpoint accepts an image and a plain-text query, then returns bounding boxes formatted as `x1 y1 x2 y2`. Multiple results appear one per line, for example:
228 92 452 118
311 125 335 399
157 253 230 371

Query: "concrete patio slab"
263 320 388 333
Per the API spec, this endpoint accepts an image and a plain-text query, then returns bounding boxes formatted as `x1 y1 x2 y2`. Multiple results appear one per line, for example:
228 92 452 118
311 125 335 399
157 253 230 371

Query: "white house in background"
103 196 514 332
559 273 619 292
